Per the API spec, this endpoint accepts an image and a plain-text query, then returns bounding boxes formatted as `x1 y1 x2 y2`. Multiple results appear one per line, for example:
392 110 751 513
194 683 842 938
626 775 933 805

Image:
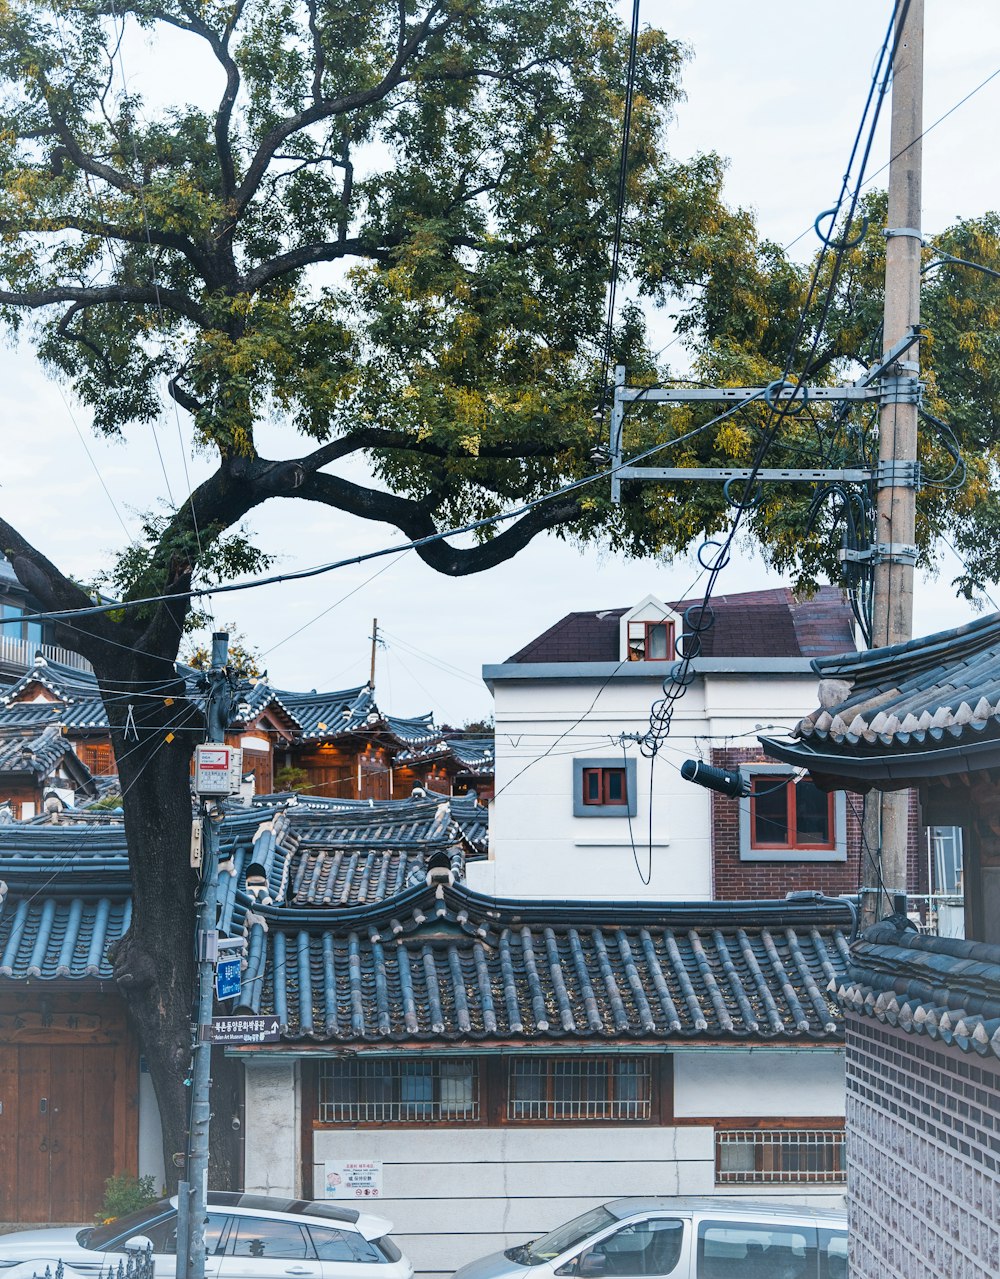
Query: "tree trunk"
98 652 241 1192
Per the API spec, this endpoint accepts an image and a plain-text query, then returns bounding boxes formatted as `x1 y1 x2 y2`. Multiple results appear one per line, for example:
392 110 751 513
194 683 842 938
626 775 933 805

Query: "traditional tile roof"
0 725 91 784
836 919 1000 1058
273 685 377 739
444 736 495 773
234 885 852 1045
0 885 131 979
761 610 1000 787
507 587 855 665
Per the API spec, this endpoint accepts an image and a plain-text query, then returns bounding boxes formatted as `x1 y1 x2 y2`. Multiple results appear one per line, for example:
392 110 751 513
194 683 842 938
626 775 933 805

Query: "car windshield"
519 1208 617 1266
86 1200 174 1251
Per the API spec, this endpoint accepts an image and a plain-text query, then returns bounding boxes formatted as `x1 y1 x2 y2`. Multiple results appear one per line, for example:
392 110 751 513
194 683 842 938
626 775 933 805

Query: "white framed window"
738 765 847 861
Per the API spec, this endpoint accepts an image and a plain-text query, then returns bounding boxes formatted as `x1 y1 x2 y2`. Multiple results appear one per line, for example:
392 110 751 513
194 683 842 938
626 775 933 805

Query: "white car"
451 1198 847 1279
0 1192 413 1279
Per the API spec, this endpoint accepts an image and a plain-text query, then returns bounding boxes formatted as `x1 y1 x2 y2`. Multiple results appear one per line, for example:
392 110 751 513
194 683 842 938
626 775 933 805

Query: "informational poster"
323 1159 383 1199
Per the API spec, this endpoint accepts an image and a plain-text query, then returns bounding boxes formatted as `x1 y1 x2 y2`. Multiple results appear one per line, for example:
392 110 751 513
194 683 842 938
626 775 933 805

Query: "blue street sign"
215 957 242 1001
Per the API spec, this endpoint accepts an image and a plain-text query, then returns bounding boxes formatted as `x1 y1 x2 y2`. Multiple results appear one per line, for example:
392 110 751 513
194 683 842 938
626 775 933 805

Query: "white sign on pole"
323 1160 383 1199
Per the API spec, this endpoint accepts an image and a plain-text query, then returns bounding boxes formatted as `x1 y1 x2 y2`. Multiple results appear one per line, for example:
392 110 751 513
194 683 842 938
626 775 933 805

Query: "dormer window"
627 620 674 661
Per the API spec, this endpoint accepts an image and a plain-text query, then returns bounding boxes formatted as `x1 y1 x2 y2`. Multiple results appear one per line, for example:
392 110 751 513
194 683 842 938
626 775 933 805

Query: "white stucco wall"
469 667 818 901
243 1060 301 1198
138 1063 166 1191
673 1048 846 1118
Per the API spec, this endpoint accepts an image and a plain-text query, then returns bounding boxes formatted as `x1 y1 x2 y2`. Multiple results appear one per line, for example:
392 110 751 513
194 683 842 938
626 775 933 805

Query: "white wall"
470 669 817 901
138 1064 166 1192
673 1049 846 1118
244 1060 301 1198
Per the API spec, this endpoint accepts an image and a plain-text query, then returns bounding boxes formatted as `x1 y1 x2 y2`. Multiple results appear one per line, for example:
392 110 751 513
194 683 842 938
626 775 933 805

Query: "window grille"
318 1058 479 1123
507 1056 652 1121
716 1128 845 1183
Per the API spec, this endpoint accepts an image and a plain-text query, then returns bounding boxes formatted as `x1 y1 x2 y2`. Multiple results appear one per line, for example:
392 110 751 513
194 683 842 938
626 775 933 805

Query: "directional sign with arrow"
209 1016 280 1044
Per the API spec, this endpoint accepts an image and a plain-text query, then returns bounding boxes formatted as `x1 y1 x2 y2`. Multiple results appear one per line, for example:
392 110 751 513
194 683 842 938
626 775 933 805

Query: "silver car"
0 1192 413 1279
452 1198 847 1279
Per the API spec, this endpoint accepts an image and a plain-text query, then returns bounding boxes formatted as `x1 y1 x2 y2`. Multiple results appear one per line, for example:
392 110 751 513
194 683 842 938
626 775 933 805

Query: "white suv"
0 1192 413 1279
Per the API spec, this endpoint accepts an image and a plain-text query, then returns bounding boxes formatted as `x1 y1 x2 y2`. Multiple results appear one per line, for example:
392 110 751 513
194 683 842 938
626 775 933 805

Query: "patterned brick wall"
711 748 864 899
845 1015 1000 1278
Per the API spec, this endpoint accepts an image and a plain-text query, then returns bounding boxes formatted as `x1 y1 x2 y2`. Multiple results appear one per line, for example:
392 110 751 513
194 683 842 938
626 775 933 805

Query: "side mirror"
577 1252 608 1279
123 1236 154 1254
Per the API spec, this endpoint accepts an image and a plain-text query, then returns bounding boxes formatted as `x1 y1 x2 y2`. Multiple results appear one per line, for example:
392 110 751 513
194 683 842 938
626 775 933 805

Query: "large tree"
3 0 999 1186
0 0 764 1184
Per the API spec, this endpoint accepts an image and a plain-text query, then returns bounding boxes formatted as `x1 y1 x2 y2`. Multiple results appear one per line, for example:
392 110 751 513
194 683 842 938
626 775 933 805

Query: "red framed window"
750 776 835 850
627 620 674 661
582 766 628 807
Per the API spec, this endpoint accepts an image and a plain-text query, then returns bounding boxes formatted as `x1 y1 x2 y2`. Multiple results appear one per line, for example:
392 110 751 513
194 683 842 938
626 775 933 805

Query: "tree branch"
297 428 570 471
0 515 119 656
240 237 392 291
233 1 448 217
0 284 208 326
288 469 584 575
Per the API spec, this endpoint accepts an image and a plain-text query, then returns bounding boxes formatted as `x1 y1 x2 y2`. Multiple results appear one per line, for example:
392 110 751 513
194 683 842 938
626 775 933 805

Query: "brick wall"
845 1015 1000 1278
711 748 863 899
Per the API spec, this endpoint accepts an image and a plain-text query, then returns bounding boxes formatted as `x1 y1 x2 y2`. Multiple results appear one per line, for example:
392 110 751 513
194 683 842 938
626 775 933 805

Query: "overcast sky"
4 1 999 724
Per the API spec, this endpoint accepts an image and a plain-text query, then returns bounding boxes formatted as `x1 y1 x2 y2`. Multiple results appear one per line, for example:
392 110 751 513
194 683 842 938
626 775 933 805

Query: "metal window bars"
716 1128 845 1184
318 1057 480 1123
507 1056 652 1121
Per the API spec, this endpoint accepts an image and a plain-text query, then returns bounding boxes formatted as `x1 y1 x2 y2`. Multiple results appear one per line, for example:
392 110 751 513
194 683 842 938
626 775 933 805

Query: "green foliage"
274 765 311 793
95 1172 158 1224
0 1 998 604
0 0 768 597
182 623 264 677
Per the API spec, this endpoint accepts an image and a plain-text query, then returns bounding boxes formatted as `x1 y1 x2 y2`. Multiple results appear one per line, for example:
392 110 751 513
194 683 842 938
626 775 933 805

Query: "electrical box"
194 744 243 796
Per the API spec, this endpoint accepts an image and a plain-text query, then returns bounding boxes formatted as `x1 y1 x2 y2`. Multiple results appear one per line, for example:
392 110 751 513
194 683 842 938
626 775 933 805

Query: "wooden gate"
0 992 139 1223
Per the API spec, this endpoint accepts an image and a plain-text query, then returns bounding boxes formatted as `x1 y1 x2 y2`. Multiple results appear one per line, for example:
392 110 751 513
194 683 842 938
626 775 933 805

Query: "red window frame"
750 775 836 851
627 619 675 661
582 766 628 807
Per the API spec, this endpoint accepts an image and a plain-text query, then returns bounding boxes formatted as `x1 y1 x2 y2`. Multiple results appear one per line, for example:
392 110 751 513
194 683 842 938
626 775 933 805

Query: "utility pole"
369 618 378 689
862 0 924 927
185 633 240 1279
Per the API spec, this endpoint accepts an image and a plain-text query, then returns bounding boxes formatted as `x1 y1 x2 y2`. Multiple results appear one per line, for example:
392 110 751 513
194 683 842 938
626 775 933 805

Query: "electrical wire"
0 389 765 629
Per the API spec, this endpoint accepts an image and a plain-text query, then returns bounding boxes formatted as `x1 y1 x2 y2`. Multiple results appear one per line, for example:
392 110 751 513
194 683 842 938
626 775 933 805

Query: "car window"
697 1221 817 1279
562 1220 684 1278
106 1212 230 1257
89 1202 175 1250
819 1229 848 1279
308 1228 381 1263
226 1218 312 1260
522 1207 617 1264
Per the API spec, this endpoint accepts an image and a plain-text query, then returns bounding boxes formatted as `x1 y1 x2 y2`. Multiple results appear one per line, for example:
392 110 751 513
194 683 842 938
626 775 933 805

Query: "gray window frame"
738 764 847 862
573 757 638 817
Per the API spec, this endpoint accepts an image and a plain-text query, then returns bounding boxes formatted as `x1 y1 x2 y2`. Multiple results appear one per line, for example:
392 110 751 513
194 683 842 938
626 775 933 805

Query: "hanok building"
761 610 1000 1278
0 658 494 809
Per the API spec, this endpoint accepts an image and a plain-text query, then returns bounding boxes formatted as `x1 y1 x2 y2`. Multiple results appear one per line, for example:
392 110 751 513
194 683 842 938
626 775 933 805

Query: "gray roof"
0 725 92 785
761 610 1000 787
0 660 493 774
234 885 851 1046
837 919 1000 1059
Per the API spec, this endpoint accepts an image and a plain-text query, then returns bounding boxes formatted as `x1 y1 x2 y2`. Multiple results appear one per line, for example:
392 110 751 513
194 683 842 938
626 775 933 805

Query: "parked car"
452 1198 847 1279
0 1192 413 1279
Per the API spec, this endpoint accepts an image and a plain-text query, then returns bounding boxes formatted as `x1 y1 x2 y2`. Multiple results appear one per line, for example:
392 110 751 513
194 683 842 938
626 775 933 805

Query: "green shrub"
95 1172 159 1223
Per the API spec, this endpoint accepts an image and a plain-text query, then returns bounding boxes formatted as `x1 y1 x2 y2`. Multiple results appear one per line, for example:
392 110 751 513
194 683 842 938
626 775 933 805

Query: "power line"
1 391 763 628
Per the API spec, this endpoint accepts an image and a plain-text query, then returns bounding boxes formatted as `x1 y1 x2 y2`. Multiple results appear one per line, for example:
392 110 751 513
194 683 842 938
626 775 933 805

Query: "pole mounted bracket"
883 227 924 242
840 543 918 567
880 375 923 407
875 459 922 490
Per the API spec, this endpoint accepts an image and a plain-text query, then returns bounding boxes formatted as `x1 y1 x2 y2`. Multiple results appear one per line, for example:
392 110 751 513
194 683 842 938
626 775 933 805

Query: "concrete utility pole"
862 0 924 926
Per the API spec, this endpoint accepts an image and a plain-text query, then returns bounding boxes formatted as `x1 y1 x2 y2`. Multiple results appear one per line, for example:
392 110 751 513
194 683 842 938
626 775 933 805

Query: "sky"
3 1 999 725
